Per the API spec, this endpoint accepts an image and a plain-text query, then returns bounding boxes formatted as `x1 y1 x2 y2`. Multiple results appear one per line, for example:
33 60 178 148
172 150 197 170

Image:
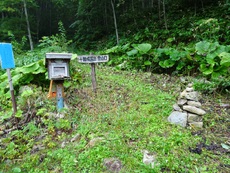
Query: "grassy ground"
0 64 229 173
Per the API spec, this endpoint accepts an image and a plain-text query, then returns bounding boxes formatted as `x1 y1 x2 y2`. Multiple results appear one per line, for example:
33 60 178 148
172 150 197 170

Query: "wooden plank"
78 55 109 63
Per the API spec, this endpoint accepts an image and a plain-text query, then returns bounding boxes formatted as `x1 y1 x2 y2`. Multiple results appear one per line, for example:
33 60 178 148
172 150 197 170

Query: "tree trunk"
104 1 109 33
111 0 119 45
194 0 197 16
200 0 204 12
132 0 135 11
142 0 145 8
132 0 137 27
23 0 33 50
162 0 168 30
158 0 161 21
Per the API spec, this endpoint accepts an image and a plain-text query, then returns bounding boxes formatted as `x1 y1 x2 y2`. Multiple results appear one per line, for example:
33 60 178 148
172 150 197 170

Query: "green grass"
0 63 229 173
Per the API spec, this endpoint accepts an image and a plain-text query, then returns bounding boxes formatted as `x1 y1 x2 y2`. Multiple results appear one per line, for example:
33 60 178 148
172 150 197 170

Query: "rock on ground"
168 111 188 127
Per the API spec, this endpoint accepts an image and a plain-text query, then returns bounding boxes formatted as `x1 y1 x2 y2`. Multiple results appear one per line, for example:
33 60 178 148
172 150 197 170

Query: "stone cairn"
168 83 206 128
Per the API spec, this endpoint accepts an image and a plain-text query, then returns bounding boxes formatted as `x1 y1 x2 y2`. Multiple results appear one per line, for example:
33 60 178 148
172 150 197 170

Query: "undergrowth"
0 63 229 172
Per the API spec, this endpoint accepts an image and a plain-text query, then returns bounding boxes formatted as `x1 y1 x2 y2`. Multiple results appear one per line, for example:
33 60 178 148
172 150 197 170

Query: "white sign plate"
78 55 109 63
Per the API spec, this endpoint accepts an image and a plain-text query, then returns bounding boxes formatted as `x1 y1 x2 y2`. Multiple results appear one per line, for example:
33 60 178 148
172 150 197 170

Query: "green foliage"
38 21 72 52
102 40 230 92
8 32 28 54
194 76 230 93
104 40 230 79
191 18 220 42
195 41 230 78
154 48 188 70
0 59 47 100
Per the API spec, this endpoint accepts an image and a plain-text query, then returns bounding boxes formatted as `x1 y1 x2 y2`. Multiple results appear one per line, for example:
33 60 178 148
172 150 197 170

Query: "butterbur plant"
195 41 230 79
126 43 153 70
153 47 188 73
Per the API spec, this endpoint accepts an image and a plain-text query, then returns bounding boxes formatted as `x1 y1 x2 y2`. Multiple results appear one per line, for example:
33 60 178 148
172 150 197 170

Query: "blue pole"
56 81 64 111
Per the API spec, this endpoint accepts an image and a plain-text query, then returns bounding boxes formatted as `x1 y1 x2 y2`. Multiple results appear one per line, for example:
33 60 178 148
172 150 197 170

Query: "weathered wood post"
78 54 109 93
0 43 17 114
91 63 97 93
90 53 97 93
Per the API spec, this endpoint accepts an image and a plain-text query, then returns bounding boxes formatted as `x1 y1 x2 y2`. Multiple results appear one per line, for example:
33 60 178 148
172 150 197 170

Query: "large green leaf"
32 66 46 74
170 50 181 61
211 67 228 79
127 49 138 56
195 41 219 55
132 43 152 54
176 61 186 70
12 73 23 85
219 52 230 66
200 64 214 75
105 46 119 54
206 53 217 65
144 60 151 66
159 59 175 68
121 43 130 51
22 62 40 74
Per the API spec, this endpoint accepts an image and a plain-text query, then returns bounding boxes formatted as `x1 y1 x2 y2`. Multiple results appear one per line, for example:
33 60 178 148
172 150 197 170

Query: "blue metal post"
56 81 64 111
0 43 17 114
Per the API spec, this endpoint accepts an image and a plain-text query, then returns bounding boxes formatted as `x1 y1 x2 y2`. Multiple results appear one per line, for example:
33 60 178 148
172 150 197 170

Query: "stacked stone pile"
168 83 206 128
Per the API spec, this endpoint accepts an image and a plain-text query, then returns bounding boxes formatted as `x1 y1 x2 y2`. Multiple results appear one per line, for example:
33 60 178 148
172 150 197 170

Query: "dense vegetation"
0 0 230 172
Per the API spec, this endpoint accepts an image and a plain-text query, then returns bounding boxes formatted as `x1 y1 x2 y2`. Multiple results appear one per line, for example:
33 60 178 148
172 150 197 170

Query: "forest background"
1 0 230 88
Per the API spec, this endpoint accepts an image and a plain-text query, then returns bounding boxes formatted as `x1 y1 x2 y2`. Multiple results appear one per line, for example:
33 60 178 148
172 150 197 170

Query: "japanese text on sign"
78 55 109 63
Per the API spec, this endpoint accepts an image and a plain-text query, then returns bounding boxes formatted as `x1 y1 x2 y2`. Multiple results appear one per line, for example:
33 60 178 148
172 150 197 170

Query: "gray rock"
168 111 188 127
179 90 187 99
70 133 81 142
188 83 193 87
220 103 230 108
104 158 122 173
173 104 182 111
187 113 202 123
177 99 187 106
142 150 156 168
183 105 206 115
61 141 68 148
180 77 187 83
55 113 65 118
186 87 194 92
87 137 104 147
187 101 202 108
31 144 45 153
185 91 199 101
189 122 203 128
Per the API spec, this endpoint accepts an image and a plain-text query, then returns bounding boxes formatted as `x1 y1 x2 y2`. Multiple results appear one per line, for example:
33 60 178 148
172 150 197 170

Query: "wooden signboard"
78 55 109 63
78 54 109 93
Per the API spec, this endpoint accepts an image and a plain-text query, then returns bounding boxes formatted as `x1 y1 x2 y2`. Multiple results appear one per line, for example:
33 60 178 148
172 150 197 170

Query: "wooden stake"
91 63 97 93
7 69 17 114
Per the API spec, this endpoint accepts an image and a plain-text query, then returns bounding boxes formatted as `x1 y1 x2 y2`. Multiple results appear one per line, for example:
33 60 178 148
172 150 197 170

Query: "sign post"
91 62 97 93
0 43 17 114
78 54 109 93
